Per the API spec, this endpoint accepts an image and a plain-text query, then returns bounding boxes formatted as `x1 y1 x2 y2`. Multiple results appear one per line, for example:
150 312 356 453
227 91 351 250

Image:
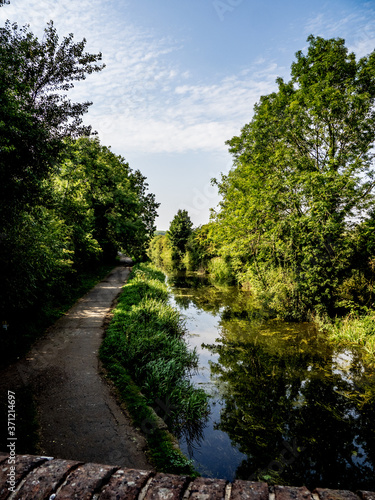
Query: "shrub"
207 257 233 284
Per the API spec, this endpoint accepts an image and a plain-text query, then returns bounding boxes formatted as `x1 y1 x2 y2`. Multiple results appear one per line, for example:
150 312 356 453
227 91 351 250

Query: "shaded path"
0 261 151 470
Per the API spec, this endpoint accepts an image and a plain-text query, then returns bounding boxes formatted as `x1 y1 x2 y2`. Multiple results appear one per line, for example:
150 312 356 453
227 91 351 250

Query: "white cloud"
88 65 279 154
304 5 375 58
1 0 280 154
6 0 374 158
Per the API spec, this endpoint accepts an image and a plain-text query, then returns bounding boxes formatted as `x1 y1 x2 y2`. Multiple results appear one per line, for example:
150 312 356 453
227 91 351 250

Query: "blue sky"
1 0 375 229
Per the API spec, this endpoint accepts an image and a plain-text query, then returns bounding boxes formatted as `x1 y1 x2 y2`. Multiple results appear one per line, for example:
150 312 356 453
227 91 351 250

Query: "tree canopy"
0 21 104 224
56 137 159 262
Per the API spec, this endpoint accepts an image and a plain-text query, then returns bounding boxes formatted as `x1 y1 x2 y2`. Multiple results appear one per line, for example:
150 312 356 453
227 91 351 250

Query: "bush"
148 235 175 271
207 257 234 284
237 264 301 320
336 269 373 310
182 250 195 271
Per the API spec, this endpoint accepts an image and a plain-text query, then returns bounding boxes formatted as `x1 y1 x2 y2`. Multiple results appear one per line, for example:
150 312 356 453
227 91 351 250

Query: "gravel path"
0 261 151 470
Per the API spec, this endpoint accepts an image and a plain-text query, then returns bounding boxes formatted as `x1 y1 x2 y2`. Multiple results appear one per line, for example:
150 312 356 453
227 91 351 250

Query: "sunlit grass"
325 312 375 363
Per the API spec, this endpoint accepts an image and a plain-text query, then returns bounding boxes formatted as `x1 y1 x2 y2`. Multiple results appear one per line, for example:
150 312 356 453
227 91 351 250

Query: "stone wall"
0 453 374 500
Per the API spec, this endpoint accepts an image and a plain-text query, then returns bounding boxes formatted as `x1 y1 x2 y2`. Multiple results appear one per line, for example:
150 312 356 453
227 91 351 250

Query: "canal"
167 273 375 491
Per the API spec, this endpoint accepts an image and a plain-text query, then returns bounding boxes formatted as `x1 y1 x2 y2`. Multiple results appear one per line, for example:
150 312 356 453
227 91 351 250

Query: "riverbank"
100 263 210 475
322 312 375 365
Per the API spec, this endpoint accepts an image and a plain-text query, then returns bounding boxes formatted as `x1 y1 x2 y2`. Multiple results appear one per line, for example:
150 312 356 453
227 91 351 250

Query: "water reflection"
168 273 375 490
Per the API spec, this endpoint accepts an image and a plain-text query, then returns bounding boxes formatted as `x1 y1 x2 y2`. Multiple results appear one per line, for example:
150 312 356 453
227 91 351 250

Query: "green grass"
325 312 375 364
100 262 209 475
103 361 198 476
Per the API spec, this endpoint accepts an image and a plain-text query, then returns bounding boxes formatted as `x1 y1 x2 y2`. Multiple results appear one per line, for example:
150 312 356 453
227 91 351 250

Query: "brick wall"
0 453 374 500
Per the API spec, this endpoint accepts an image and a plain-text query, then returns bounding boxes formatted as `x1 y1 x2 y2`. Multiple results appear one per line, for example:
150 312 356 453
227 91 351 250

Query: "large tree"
0 20 104 225
213 36 375 318
57 137 159 262
168 210 193 257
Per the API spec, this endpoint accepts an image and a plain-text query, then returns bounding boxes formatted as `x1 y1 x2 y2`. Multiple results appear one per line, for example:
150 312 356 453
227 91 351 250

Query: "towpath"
0 259 151 470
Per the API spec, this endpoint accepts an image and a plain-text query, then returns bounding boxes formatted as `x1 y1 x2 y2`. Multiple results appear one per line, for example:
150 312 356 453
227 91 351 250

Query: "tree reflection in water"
168 273 375 490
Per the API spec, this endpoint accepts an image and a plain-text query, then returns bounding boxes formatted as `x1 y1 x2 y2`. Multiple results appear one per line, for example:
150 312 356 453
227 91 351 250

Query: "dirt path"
0 261 152 470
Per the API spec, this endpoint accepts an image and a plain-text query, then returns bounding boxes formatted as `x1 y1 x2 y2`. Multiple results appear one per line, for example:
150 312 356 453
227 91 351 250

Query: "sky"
1 0 375 230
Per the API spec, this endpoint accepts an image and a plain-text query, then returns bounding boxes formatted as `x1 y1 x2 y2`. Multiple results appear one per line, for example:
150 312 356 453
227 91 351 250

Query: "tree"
0 19 104 323
0 20 104 226
167 210 193 258
57 137 159 262
128 169 160 259
212 36 375 318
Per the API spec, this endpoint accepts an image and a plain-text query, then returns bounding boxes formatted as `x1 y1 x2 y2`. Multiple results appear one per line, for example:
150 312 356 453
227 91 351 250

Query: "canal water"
167 273 375 491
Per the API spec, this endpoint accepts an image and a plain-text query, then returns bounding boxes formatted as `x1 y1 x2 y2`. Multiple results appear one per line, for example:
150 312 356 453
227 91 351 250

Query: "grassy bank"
323 312 375 365
100 262 209 475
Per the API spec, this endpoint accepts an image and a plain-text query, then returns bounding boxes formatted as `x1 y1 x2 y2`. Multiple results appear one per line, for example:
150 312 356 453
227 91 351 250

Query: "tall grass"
236 264 300 320
325 312 375 363
100 262 209 473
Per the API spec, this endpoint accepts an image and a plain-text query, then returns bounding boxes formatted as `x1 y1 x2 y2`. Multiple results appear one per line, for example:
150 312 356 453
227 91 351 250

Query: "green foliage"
336 269 373 311
237 264 300 319
0 20 104 226
147 436 196 475
167 210 193 263
1 206 72 309
147 234 174 271
211 35 375 319
0 17 103 324
207 257 233 284
0 16 158 362
56 137 159 262
183 224 216 272
149 223 217 276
